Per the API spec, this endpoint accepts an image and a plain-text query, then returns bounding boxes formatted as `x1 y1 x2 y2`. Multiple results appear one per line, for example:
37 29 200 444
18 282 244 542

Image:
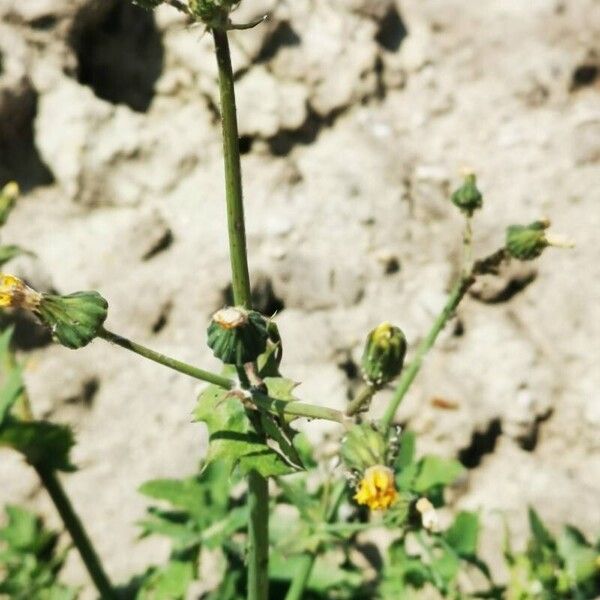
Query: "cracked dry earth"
0 0 599 595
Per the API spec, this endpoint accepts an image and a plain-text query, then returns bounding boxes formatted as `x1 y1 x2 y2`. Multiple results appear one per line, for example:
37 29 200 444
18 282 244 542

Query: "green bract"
361 322 407 386
38 291 108 349
451 173 483 216
340 423 387 472
506 220 550 260
207 306 268 365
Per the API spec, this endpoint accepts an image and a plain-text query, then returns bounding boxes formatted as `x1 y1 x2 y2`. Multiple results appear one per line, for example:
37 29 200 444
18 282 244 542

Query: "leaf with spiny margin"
194 383 295 478
0 420 76 471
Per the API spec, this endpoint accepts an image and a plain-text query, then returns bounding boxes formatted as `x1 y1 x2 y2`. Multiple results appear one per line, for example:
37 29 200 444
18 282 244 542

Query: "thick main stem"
34 466 115 599
212 26 269 600
380 277 473 431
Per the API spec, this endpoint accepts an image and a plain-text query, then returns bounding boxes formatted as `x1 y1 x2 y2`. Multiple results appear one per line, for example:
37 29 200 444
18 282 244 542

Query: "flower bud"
361 322 407 386
506 220 550 260
38 292 108 349
341 423 387 472
0 182 19 227
415 497 440 532
354 465 398 511
207 306 269 365
188 0 239 25
451 173 483 216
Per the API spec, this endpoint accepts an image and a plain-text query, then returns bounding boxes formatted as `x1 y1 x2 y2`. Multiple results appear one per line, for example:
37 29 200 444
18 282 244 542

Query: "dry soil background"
0 0 599 596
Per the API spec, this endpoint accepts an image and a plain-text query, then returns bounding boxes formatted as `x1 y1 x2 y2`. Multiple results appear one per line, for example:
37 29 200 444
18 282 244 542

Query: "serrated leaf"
194 383 295 478
445 511 479 557
412 456 465 493
0 420 76 471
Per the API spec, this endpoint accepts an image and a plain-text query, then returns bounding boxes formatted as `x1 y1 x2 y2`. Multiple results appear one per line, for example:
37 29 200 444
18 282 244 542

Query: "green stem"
213 26 251 309
346 383 376 416
380 276 473 431
34 465 116 599
380 246 509 431
99 327 345 423
212 26 268 600
284 482 346 600
99 327 233 389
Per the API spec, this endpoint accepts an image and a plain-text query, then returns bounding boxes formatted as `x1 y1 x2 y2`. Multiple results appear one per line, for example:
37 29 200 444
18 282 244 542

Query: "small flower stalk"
506 219 574 261
0 274 108 349
207 306 269 365
361 322 407 387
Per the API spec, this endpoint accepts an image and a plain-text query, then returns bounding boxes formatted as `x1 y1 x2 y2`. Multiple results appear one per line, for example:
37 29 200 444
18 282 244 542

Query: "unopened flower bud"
207 306 268 365
0 182 19 227
451 173 483 217
188 0 239 25
354 465 398 511
361 322 407 386
341 423 387 472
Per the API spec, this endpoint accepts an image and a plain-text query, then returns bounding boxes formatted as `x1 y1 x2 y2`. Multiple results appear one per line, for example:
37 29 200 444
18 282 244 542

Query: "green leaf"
194 383 295 478
269 552 362 593
0 245 32 268
431 546 460 587
557 526 598 585
445 511 479 557
138 559 195 600
395 430 416 470
0 329 23 426
528 507 555 550
0 420 76 471
412 455 465 494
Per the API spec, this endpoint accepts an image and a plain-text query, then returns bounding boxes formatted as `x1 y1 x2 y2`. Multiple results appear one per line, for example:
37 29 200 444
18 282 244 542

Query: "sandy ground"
0 0 599 595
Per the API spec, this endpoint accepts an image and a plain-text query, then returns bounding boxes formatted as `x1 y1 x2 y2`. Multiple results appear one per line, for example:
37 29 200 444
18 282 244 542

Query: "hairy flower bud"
207 306 269 365
451 173 483 216
361 322 407 386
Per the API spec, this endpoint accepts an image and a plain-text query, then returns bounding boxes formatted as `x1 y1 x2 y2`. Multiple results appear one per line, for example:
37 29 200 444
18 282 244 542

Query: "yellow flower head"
0 274 41 310
354 465 398 511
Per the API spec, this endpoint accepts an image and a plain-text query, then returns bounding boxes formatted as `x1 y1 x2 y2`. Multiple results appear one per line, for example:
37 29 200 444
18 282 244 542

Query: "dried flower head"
415 497 440 532
0 274 42 310
354 465 398 511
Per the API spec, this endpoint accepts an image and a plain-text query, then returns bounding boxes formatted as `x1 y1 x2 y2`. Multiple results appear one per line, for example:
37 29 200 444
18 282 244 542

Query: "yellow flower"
354 465 398 511
0 274 41 310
